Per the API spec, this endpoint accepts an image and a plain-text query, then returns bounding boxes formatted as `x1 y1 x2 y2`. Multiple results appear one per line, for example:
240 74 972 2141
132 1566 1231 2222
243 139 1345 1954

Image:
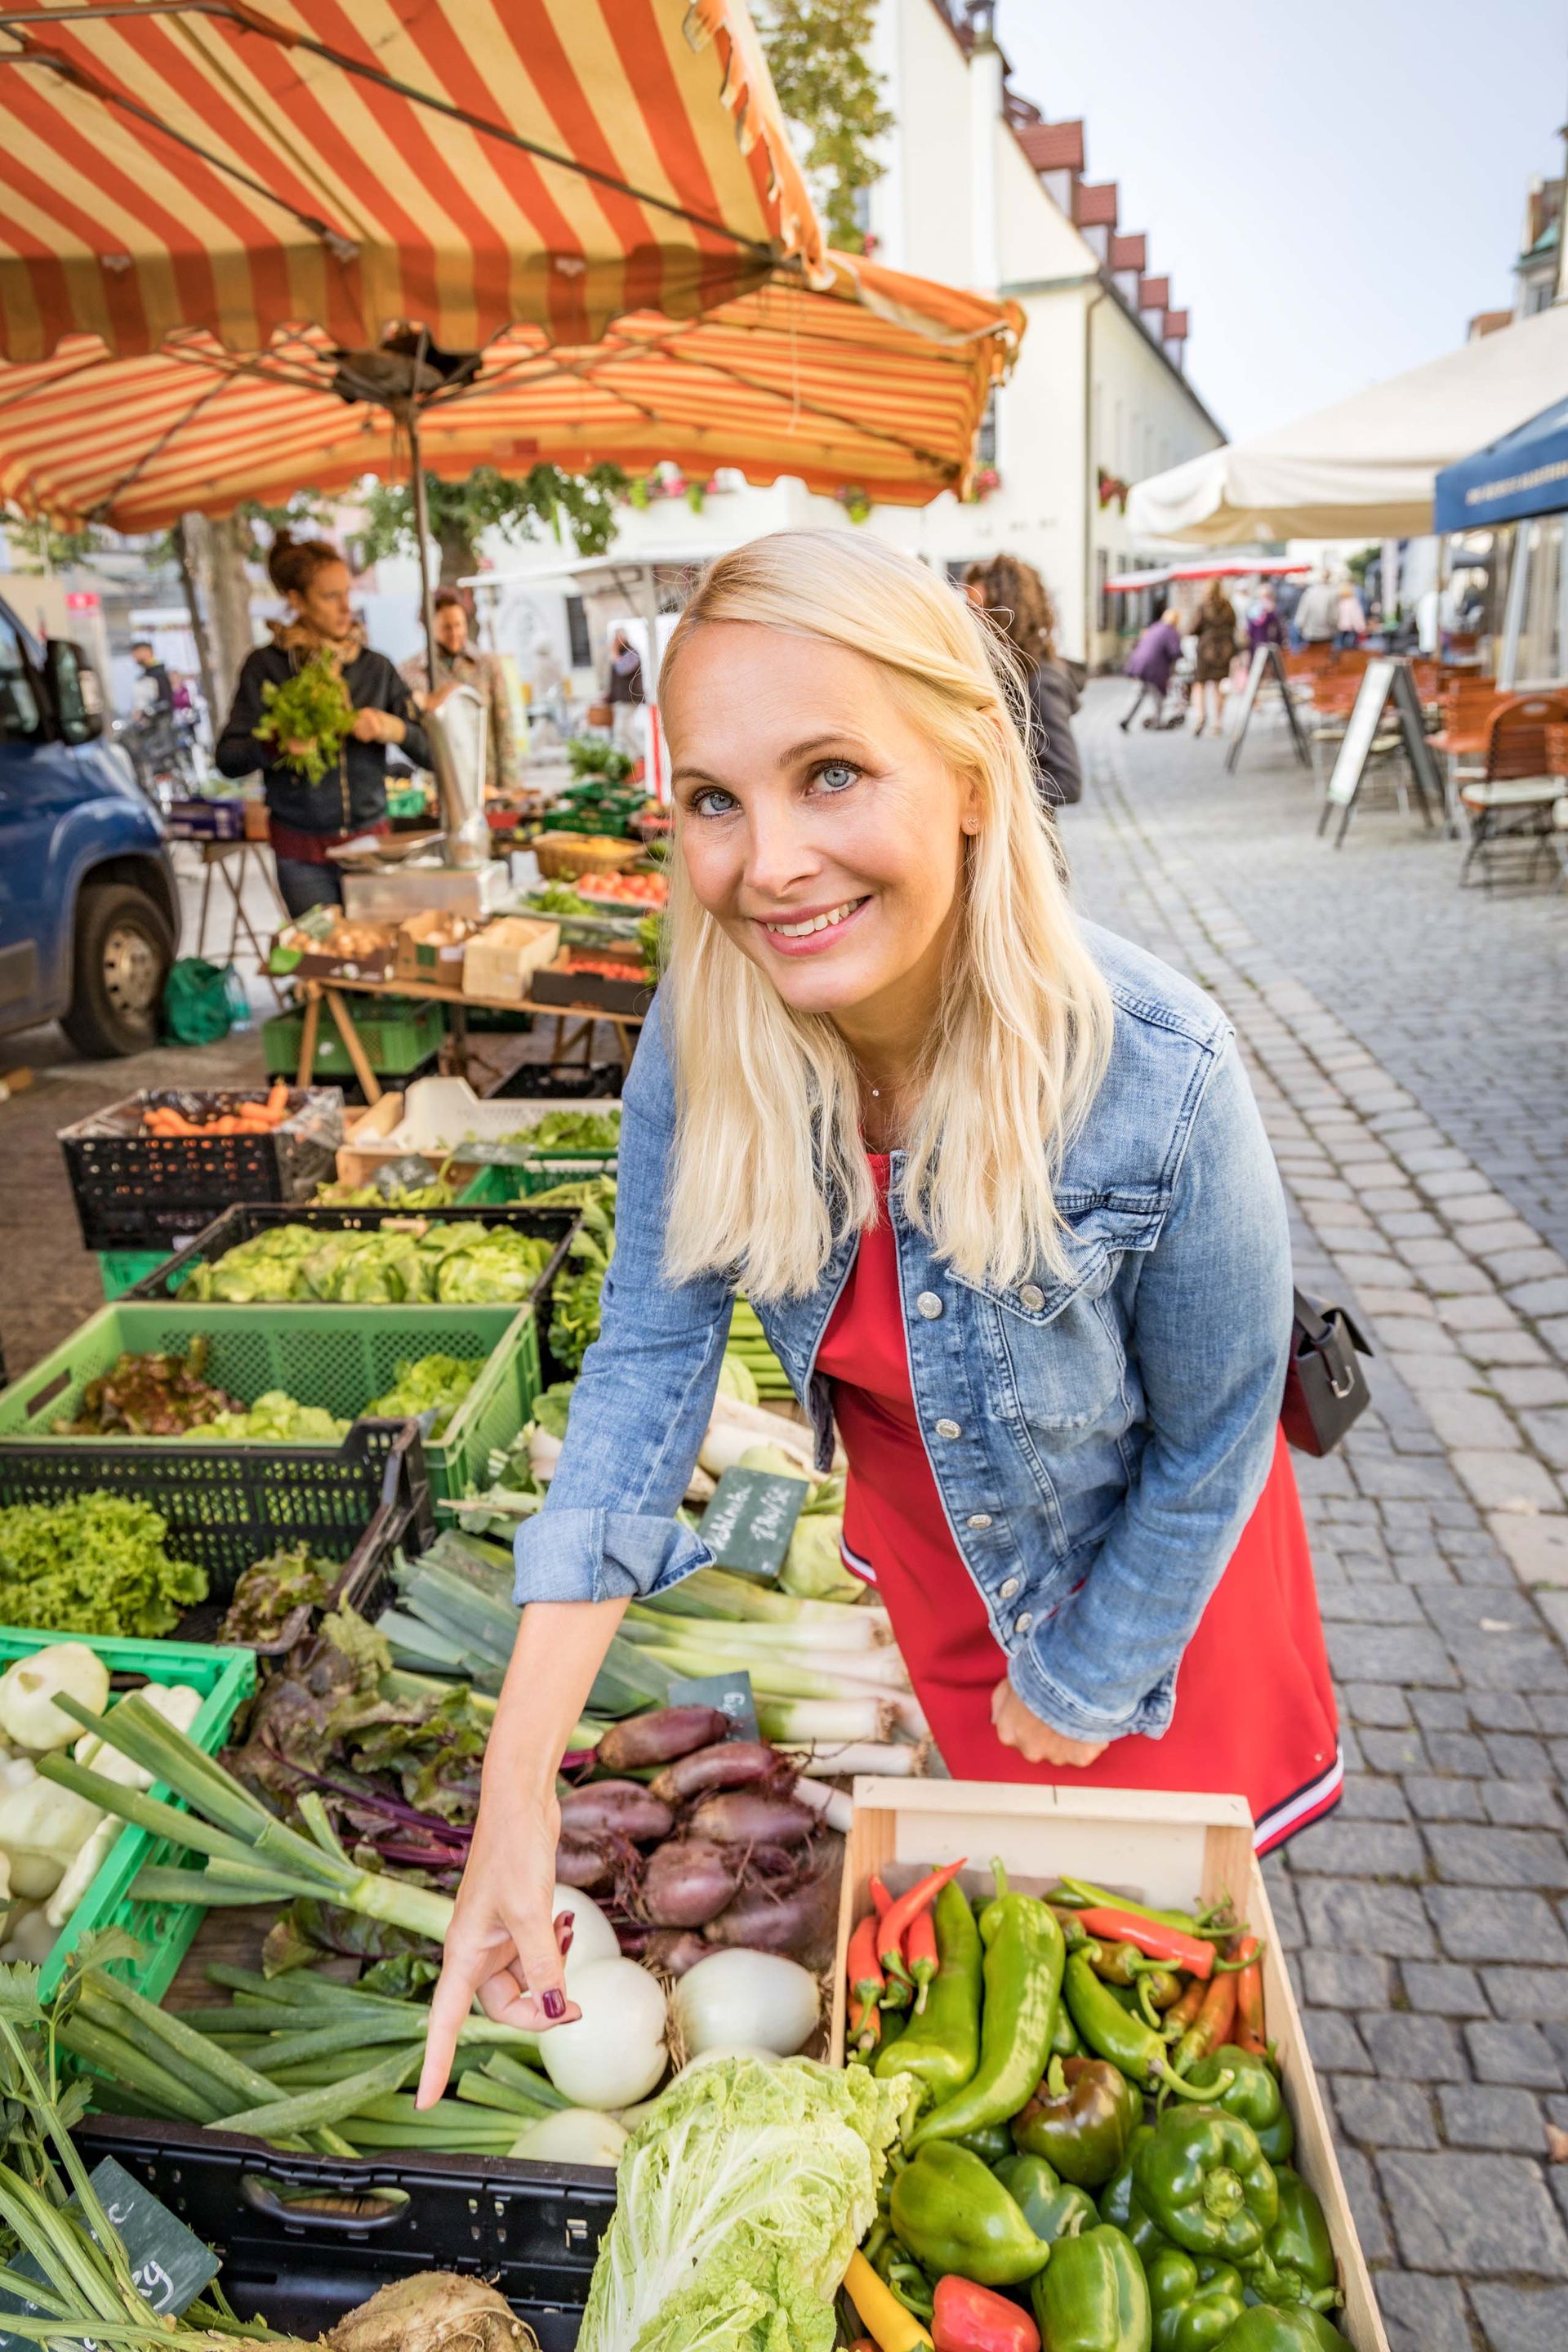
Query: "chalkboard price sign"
0 2157 219 2352
666 1668 760 1741
699 1465 812 1579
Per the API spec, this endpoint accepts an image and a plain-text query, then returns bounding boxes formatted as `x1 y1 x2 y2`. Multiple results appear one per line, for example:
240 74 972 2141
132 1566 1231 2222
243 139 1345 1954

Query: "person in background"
1119 601 1183 732
216 531 430 918
1245 583 1285 653
129 639 173 721
1191 582 1239 737
1293 568 1339 651
400 588 518 797
606 627 645 757
1335 581 1367 649
963 554 1082 807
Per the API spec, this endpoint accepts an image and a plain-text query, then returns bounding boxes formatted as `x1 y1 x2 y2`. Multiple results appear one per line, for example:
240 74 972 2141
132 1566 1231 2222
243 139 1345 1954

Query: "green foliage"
253 648 354 783
756 0 893 251
354 463 628 574
2 511 104 572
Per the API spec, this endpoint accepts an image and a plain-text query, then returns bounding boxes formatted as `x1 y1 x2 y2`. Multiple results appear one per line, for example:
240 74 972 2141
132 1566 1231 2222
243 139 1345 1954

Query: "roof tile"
1017 119 1085 174
1074 180 1118 228
1109 232 1147 272
1137 274 1170 309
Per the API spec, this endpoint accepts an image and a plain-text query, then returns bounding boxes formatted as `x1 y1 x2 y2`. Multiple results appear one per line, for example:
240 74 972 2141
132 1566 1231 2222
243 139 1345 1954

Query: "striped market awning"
0 0 1022 522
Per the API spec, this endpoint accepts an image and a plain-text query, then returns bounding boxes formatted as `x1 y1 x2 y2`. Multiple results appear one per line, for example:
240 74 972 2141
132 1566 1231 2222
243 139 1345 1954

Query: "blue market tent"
1435 396 1568 533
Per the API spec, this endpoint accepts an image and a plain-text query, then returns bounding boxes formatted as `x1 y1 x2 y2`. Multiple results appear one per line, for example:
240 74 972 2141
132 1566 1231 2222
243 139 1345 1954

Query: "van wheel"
60 883 175 1058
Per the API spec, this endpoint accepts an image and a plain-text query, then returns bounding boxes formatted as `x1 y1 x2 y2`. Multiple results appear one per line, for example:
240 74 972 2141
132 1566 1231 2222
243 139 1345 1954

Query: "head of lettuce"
578 2055 913 2352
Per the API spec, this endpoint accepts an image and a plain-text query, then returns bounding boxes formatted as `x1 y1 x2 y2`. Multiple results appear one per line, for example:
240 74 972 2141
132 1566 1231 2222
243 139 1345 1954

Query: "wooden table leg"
296 985 322 1089
324 985 382 1104
448 999 469 1081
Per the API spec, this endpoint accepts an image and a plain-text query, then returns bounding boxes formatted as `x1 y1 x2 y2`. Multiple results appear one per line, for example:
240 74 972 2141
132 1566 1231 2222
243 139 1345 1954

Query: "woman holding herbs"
417 530 1338 2100
216 531 430 916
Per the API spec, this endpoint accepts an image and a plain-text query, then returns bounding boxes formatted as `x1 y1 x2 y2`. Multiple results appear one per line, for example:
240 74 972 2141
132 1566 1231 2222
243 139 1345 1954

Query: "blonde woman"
416 531 1338 2096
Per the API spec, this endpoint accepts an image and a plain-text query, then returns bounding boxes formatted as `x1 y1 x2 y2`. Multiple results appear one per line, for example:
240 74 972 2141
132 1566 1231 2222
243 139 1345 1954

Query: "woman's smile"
755 894 871 953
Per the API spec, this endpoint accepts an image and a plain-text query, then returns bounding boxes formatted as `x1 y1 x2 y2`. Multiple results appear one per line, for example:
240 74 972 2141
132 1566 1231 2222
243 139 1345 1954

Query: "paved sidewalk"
1071 684 1568 2352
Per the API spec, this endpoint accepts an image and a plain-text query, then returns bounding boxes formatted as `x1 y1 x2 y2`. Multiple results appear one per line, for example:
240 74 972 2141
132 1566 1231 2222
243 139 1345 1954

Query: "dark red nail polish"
542 1988 566 2020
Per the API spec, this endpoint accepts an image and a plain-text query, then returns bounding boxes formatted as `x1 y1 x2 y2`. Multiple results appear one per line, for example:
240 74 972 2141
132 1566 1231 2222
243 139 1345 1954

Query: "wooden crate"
831 1780 1389 2352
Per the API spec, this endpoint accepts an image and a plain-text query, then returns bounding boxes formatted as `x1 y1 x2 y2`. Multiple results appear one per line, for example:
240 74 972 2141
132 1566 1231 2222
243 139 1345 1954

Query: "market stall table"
293 973 644 1101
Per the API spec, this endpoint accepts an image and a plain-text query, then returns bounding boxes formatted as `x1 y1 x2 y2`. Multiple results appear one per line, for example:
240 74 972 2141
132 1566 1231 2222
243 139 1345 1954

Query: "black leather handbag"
1281 1289 1373 1457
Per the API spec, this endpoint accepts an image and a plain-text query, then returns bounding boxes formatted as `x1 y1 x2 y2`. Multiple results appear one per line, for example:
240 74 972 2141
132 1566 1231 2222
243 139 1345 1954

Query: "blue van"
0 595 176 1058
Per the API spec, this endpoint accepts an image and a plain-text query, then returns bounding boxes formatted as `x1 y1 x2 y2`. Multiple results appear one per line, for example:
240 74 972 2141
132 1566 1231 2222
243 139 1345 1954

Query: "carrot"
265 1079 290 1120
1232 1933 1267 2055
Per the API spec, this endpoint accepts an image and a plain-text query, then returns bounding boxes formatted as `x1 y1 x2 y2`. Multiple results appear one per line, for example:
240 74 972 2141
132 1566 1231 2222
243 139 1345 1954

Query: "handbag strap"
1293 1287 1334 1347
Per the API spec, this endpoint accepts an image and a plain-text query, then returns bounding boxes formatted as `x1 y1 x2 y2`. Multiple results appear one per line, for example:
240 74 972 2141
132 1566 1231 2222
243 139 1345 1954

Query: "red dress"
817 1159 1341 1855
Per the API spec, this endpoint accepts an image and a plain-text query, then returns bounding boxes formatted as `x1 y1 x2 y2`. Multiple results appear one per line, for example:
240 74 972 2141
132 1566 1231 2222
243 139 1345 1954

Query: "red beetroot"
559 1780 675 1844
703 1862 841 1963
648 1740 786 1806
595 1708 733 1771
688 1789 818 1847
640 1929 710 1976
638 1837 742 1927
555 1839 611 1891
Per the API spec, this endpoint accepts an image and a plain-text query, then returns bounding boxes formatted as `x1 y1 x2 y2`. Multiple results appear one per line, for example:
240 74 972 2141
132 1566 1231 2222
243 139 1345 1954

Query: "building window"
1095 549 1111 635
978 390 999 470
565 595 590 669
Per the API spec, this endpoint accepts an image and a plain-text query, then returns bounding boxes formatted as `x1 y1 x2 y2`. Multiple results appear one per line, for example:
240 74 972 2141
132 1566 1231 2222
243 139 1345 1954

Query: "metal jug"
424 681 491 867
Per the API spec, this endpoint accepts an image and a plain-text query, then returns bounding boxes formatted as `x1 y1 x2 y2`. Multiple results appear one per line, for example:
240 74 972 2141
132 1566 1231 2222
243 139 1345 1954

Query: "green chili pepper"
879 1878 982 2106
870 2233 936 2321
1098 2126 1171 2268
1208 2313 1350 2352
1064 1951 1216 2097
1029 2221 1152 2352
1054 1878 1216 1938
993 2151 1099 2246
956 2122 1015 2164
1246 2169 1339 2310
1146 2248 1248 2352
1134 2108 1279 2264
889 2141 1052 2287
1184 2047 1294 2167
1052 1995 1088 2058
1012 2055 1145 2186
907 1861 1064 2149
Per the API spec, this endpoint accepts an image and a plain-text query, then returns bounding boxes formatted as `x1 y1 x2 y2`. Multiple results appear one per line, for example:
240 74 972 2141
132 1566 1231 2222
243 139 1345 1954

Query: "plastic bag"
159 957 240 1046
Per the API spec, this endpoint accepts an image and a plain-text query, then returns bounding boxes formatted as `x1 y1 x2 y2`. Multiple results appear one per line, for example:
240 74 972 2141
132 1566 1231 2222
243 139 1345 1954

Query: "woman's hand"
350 706 404 745
284 737 315 758
416 1776 581 2107
991 1678 1109 1770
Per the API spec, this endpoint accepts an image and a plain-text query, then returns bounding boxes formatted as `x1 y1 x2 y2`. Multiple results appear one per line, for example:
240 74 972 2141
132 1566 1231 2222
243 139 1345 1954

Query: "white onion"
672 1949 819 2059
539 1957 667 2109
553 1882 621 1982
509 2108 628 2168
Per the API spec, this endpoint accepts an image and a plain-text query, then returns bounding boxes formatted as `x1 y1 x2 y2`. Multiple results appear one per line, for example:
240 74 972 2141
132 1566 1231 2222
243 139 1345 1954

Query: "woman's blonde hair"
658 528 1115 1301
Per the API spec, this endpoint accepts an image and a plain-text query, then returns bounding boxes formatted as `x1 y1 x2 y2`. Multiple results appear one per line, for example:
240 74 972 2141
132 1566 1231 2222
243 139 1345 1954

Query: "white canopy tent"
1128 305 1568 546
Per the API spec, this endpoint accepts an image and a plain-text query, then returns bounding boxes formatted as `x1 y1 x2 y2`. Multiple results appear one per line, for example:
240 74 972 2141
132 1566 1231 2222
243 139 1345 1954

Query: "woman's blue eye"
691 786 737 817
816 760 859 792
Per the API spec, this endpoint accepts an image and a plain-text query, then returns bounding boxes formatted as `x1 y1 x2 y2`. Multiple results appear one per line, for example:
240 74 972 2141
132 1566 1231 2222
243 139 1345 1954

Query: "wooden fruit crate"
831 1779 1389 2352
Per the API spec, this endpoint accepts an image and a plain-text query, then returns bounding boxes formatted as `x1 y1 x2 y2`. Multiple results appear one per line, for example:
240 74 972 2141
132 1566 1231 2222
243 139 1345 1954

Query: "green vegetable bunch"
505 1107 621 1154
528 1176 617 1373
567 737 635 783
186 1220 553 1306
528 884 597 917
368 1352 488 1437
186 1392 350 1443
254 649 354 784
0 1493 206 1637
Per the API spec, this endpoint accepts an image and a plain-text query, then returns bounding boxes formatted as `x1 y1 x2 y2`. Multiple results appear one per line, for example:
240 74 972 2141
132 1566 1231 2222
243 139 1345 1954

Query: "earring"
962 816 981 835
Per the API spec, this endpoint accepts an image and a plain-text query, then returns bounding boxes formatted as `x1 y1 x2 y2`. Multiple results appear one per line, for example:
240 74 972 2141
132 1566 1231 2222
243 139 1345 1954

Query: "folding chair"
1459 693 1568 889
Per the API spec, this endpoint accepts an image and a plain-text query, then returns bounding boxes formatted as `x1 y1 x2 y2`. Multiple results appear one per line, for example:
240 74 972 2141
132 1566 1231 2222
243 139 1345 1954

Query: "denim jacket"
515 924 1293 1744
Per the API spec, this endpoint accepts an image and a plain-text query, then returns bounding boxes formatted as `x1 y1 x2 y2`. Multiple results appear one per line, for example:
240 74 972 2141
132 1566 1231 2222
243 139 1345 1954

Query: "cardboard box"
833 1780 1390 2352
394 910 480 987
531 951 655 1018
283 920 401 984
462 916 561 1003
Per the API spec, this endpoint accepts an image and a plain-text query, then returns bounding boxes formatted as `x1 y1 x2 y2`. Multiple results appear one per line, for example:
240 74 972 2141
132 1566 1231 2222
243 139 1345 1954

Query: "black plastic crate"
0 1414 433 1608
75 2121 613 2351
492 1062 623 1099
122 1202 578 1309
60 1089 345 1253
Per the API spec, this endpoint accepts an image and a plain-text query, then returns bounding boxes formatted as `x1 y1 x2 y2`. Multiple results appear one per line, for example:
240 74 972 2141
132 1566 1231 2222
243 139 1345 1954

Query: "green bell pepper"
1012 2055 1145 2186
908 1863 1065 2149
1185 2046 1294 2167
1029 2221 1152 2352
1247 2169 1339 2310
878 1877 982 2106
1135 2108 1279 2264
957 2123 1015 2164
1147 2248 1248 2352
1211 2313 1350 2352
993 2151 1099 2246
889 2140 1052 2287
1098 2124 1170 2265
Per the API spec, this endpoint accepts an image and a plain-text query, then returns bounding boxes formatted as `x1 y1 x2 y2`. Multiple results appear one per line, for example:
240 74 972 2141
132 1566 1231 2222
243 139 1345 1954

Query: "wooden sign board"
666 1667 760 1741
0 2156 219 2352
1318 659 1440 847
1224 643 1311 774
699 1464 811 1579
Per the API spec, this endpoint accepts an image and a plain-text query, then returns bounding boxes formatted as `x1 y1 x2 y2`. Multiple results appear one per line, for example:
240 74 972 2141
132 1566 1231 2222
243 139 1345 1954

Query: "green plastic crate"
0 1302 540 1505
11 1626 258 2002
97 1250 171 1302
261 995 447 1079
461 1160 617 1205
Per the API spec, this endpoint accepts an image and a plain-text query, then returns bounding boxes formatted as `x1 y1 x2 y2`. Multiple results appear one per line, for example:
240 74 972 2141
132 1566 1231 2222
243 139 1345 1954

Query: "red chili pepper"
1072 1906 1215 1979
1172 1967 1237 2074
931 2274 1040 2352
906 1908 938 2016
1232 1932 1267 2055
1160 1973 1206 2041
870 1875 893 1918
847 1911 885 2051
879 1858 968 1984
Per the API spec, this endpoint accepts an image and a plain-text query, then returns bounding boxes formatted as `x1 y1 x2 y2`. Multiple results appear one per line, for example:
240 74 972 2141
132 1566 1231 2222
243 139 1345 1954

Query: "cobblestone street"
1070 681 1568 2352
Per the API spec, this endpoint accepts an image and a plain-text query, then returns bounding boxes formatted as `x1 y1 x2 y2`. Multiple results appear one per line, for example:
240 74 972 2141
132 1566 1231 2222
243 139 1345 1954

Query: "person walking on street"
606 628 645 757
400 588 519 796
1192 582 1239 737
1293 568 1339 651
963 554 1082 806
1118 602 1183 732
414 529 1336 2092
1245 583 1285 653
216 532 430 917
1335 581 1367 650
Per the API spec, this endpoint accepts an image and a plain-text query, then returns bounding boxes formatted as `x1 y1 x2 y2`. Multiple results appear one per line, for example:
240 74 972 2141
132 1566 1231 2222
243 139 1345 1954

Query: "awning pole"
407 395 439 681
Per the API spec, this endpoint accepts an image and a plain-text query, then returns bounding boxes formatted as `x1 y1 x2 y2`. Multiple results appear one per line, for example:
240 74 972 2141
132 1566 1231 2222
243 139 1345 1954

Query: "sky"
1000 0 1566 443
